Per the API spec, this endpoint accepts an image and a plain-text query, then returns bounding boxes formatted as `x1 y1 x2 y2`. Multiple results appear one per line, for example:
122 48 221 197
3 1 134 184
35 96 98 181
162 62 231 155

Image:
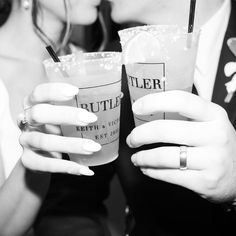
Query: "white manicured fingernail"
78 111 97 124
62 85 79 97
132 101 143 115
83 141 101 152
68 166 94 176
224 62 236 77
79 167 94 176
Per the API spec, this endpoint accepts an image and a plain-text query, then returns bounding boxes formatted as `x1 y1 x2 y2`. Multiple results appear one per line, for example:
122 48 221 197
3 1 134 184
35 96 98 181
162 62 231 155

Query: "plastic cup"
119 25 200 126
43 52 122 166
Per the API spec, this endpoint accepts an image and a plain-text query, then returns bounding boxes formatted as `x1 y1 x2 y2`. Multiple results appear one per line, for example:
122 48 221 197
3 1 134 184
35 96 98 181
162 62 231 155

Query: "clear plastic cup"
119 25 200 126
44 52 122 166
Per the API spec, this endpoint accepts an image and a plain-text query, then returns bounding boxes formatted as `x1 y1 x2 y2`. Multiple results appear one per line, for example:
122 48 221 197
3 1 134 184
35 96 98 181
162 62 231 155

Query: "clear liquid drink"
44 52 122 166
119 25 200 126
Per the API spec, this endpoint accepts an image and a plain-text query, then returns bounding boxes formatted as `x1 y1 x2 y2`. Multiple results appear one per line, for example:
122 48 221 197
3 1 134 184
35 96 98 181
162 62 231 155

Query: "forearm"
0 160 50 236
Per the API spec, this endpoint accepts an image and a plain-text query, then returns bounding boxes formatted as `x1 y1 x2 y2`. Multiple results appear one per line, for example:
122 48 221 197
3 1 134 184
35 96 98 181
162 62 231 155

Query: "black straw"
46 45 61 62
45 45 69 77
186 0 196 48
188 0 196 33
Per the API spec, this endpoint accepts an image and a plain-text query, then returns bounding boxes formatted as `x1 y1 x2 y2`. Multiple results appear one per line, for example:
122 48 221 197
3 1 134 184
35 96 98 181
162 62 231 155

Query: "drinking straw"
45 45 80 110
97 6 108 52
187 0 196 48
188 0 196 33
46 45 69 77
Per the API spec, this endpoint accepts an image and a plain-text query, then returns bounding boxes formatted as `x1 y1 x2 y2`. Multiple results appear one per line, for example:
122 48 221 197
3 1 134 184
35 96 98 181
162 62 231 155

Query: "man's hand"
127 90 236 203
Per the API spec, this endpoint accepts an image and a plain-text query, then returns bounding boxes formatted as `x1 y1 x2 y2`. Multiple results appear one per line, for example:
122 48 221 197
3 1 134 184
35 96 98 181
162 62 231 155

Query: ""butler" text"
79 94 122 113
127 75 163 90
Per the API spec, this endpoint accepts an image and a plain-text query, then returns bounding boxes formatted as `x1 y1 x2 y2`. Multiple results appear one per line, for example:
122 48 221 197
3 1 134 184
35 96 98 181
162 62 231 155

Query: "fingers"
131 146 213 170
17 114 62 134
132 91 227 121
126 119 216 148
21 148 94 176
24 104 97 126
20 131 101 155
43 124 62 135
224 62 236 77
24 83 79 107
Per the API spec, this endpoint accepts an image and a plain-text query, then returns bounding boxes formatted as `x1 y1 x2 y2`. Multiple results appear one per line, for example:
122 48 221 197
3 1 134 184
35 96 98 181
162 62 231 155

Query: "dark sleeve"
34 155 115 236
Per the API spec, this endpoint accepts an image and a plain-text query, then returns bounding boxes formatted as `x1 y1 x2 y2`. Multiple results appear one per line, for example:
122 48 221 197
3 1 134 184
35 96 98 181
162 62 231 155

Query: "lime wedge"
122 31 161 64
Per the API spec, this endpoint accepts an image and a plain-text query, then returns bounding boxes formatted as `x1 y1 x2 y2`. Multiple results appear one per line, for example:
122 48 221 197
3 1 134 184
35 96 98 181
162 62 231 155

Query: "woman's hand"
127 90 236 203
18 83 101 176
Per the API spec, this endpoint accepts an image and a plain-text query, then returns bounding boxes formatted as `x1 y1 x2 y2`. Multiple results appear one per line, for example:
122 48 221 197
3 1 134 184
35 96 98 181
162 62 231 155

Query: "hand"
127 90 236 203
18 83 100 176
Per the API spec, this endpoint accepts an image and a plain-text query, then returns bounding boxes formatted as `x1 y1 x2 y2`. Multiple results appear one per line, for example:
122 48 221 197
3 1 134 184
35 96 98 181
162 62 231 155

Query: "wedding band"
179 146 188 170
18 107 30 130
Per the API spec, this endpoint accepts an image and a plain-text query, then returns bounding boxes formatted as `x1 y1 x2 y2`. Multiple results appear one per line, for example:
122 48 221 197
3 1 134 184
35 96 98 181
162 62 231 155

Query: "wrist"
25 169 51 197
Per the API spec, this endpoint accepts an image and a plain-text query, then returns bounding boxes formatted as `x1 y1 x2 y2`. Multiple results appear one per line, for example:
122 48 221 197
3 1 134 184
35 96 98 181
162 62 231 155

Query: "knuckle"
26 132 38 148
35 133 47 150
31 84 42 102
21 153 28 167
135 152 143 165
203 172 221 191
210 120 229 145
214 104 228 120
29 106 40 123
24 131 46 150
21 151 31 169
29 104 47 123
19 133 27 146
216 126 229 145
129 130 140 146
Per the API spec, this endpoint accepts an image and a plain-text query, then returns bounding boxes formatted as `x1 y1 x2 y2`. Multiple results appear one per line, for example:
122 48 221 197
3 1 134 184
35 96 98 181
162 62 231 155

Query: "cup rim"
43 51 121 68
118 24 200 37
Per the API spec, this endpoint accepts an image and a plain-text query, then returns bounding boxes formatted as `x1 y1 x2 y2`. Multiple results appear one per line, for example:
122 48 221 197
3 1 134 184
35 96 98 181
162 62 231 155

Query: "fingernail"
132 101 143 115
62 85 79 97
68 166 94 176
83 141 101 152
79 167 94 176
78 111 97 124
131 154 137 166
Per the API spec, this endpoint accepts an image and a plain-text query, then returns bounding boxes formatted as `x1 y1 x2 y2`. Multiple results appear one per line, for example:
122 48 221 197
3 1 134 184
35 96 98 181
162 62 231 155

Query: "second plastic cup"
119 25 200 126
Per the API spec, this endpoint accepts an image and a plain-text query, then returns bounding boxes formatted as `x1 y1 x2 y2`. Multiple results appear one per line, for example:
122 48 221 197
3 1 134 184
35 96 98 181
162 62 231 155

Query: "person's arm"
0 160 50 236
0 82 102 235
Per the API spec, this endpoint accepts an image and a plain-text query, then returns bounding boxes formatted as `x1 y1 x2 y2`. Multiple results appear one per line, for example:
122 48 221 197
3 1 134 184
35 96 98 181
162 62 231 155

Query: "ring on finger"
18 106 31 130
179 146 188 170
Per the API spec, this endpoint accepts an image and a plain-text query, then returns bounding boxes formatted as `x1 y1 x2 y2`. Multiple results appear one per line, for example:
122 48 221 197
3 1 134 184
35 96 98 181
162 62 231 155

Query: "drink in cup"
44 52 122 166
119 25 200 126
